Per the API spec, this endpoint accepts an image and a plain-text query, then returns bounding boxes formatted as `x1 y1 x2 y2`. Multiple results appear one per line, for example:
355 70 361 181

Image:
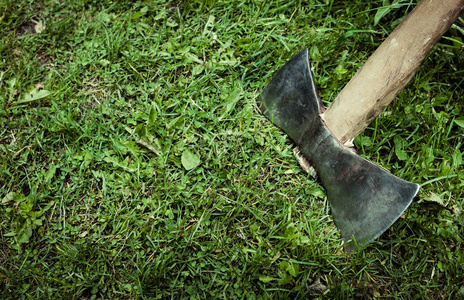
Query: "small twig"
190 98 204 111
293 147 317 178
420 200 454 213
129 63 143 78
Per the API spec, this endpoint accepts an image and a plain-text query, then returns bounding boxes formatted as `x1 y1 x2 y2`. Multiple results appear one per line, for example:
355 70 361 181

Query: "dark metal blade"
258 49 419 251
259 49 322 145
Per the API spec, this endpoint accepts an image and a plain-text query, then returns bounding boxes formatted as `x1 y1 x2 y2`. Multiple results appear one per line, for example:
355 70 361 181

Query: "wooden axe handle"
323 0 464 144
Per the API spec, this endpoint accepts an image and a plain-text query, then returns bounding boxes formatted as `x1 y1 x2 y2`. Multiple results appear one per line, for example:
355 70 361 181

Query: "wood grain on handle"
323 0 464 145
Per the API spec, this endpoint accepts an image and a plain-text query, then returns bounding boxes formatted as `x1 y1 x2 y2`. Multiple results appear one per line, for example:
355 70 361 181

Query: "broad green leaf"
360 136 372 147
2 192 23 204
13 89 51 105
154 11 166 21
395 148 407 161
20 201 33 213
132 11 144 20
104 156 136 172
437 261 444 272
135 123 147 138
250 224 259 233
452 149 462 167
167 115 186 130
202 15 215 35
309 187 325 199
219 88 242 121
2 193 14 204
237 38 251 47
287 262 299 277
7 77 17 91
125 125 161 155
278 274 292 285
192 64 204 76
296 235 310 245
167 20 178 27
254 134 264 146
165 209 174 219
83 151 93 169
454 116 464 128
99 59 111 66
258 275 275 283
335 64 348 80
279 260 299 277
17 223 33 244
219 58 239 66
374 1 410 26
25 89 51 102
374 5 392 26
148 105 157 125
45 165 57 183
98 12 111 23
17 231 31 244
181 149 200 170
394 135 407 161
183 52 203 64
135 137 160 155
310 45 320 62
279 261 289 270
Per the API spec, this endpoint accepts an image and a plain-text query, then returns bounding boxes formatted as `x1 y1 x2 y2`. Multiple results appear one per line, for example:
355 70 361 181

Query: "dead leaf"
426 192 444 205
421 192 453 213
309 277 327 294
452 205 461 215
34 20 45 34
78 231 88 238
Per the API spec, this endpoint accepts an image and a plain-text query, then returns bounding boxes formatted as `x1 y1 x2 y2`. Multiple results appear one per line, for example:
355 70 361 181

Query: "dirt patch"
16 21 36 35
36 53 53 66
16 19 45 36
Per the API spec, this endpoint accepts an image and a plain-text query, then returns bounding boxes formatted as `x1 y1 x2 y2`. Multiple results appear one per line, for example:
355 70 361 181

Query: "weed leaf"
148 105 157 125
2 192 23 204
135 124 147 138
374 1 410 26
454 116 464 128
258 275 275 283
17 227 32 244
287 262 300 277
131 11 144 20
13 89 51 105
44 165 57 183
394 135 407 160
181 149 200 170
278 274 292 285
219 88 242 121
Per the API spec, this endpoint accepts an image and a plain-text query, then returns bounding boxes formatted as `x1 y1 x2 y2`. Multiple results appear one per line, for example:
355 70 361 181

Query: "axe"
258 0 464 251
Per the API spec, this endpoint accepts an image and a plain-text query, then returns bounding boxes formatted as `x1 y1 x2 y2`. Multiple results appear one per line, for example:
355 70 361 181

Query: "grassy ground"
1 0 464 298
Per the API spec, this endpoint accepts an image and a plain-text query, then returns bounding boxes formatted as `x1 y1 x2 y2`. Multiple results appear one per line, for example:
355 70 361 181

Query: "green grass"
1 0 463 298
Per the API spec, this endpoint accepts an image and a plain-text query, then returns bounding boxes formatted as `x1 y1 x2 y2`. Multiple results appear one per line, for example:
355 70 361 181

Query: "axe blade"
259 49 419 251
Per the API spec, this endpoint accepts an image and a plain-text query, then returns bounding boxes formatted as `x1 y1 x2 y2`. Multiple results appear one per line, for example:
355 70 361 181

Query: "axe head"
259 49 420 252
